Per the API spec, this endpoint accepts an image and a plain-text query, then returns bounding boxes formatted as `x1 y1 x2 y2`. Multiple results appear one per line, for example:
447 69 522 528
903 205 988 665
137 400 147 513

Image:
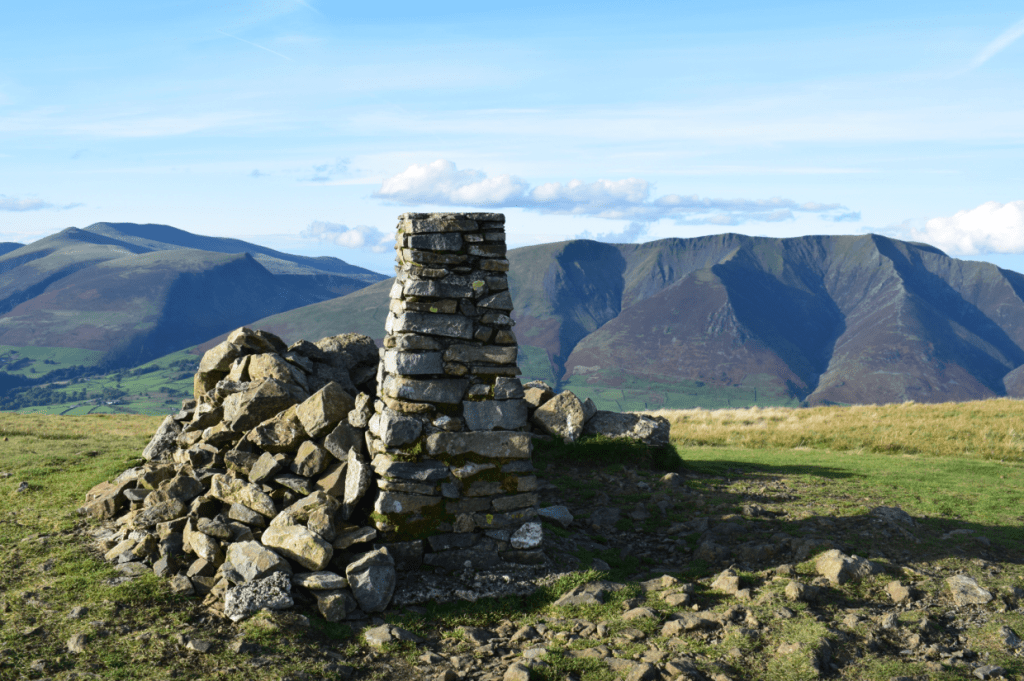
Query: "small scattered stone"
67 633 88 653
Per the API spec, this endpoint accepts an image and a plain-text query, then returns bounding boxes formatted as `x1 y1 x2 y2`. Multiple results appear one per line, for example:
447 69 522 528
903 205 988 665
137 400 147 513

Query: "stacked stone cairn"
79 212 670 625
370 212 543 572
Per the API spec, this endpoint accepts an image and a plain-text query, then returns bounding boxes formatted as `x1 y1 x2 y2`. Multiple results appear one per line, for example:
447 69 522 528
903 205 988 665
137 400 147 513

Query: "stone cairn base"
369 212 542 571
79 213 670 624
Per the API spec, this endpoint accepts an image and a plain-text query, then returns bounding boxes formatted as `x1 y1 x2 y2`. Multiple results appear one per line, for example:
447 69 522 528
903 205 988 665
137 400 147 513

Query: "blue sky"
2 1 1024 274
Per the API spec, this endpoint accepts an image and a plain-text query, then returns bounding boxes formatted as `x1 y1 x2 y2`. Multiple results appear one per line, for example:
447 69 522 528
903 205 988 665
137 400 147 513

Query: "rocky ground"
23 447 1020 681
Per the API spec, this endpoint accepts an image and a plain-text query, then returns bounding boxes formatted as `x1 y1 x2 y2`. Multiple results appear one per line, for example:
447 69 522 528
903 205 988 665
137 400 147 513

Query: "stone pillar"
368 213 542 571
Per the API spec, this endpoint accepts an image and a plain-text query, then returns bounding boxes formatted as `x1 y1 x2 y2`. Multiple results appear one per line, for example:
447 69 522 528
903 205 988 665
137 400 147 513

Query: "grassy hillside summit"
0 223 387 402
1 403 1022 680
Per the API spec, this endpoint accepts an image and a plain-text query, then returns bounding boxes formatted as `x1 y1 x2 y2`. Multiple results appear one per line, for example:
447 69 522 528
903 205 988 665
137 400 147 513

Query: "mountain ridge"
234 232 1024 407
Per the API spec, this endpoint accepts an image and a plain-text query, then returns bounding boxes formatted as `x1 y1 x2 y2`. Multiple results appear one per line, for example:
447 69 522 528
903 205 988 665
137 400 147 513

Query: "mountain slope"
237 233 1024 407
0 223 387 370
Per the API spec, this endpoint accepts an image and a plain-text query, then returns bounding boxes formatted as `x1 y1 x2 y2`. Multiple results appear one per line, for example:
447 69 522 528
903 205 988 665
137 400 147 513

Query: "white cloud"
968 16 1024 70
301 221 391 252
374 159 528 205
374 160 849 227
909 201 1024 255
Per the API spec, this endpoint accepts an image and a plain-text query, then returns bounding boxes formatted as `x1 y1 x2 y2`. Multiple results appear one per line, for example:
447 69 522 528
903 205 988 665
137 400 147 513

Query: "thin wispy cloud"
0 195 80 211
300 221 391 252
216 30 292 61
576 221 651 243
967 16 1024 70
307 159 349 183
373 160 850 227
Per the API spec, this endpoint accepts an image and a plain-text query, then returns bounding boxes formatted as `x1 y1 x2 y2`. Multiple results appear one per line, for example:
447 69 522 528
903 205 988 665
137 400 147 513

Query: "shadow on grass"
533 436 1024 577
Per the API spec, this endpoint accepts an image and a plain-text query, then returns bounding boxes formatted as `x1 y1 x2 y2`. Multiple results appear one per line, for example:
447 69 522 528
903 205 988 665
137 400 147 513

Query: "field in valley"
0 401 1022 680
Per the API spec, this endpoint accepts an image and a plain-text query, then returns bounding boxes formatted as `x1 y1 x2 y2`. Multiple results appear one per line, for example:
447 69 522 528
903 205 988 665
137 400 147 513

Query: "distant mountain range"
233 233 1024 407
0 223 386 369
6 224 1024 408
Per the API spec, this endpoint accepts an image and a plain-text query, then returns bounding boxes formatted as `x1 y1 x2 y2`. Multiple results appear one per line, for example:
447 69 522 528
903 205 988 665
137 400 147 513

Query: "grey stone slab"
383 376 468 404
383 350 443 376
443 345 517 364
462 399 527 431
375 459 450 482
426 431 532 459
391 312 474 338
477 291 514 310
406 233 463 251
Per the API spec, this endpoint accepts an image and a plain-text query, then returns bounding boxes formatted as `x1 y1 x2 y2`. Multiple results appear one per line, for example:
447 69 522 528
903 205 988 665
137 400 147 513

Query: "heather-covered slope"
240 233 1024 407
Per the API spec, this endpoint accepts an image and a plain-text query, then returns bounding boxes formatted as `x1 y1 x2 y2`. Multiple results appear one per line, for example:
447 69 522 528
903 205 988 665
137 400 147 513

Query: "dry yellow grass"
647 397 1024 461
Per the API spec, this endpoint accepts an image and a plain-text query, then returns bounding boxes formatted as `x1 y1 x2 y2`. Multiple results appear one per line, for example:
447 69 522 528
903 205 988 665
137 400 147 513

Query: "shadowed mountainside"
238 233 1024 406
0 223 386 369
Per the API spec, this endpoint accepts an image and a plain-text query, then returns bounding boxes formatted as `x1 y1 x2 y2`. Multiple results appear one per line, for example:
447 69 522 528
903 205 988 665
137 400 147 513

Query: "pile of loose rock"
81 326 396 623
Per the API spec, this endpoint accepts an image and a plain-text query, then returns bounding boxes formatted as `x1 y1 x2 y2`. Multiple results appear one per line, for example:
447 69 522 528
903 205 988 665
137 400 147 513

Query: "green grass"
673 445 1024 546
0 345 104 377
3 408 1024 680
11 348 198 416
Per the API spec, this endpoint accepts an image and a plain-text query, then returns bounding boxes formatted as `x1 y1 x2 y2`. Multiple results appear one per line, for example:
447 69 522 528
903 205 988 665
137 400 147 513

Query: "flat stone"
222 378 305 433
208 475 277 518
292 571 348 590
462 399 528 431
346 548 397 613
370 408 423 448
273 474 316 495
383 350 444 376
426 431 532 459
443 345 517 364
247 406 307 454
199 341 242 374
225 541 291 582
383 376 469 404
375 458 449 481
492 493 538 512
324 421 365 459
142 415 181 463
582 411 670 447
390 312 473 339
493 377 525 400
947 574 993 606
261 516 333 571
291 441 330 478
537 505 574 528
477 291 514 310
315 461 348 497
130 499 187 529
296 382 354 439
248 452 287 485
374 491 443 515
333 526 378 549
